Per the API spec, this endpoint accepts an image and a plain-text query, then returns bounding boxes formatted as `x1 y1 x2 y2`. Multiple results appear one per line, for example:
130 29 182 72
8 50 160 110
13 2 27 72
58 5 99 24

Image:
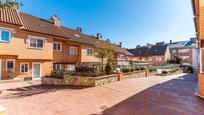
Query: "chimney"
76 27 82 33
11 2 19 9
51 15 60 27
147 43 152 48
190 37 197 44
136 45 140 48
106 39 111 43
170 40 173 44
119 42 122 47
96 33 102 40
156 42 165 46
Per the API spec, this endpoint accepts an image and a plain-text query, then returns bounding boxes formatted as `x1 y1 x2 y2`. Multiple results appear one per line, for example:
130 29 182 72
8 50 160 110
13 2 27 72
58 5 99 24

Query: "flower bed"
42 74 118 87
42 71 147 87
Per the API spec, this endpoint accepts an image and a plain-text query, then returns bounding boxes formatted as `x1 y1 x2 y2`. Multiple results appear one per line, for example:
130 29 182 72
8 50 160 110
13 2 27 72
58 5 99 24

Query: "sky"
15 0 196 48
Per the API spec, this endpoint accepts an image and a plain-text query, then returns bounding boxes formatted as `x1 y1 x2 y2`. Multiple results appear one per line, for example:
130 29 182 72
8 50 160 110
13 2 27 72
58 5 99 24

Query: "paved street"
0 73 203 115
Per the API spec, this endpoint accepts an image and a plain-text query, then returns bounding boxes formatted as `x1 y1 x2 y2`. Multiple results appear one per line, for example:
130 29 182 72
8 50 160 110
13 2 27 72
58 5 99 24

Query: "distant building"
128 43 170 65
169 38 199 68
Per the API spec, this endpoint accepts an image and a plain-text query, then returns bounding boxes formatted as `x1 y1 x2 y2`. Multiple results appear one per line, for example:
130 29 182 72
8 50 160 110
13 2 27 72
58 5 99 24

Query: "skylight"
39 22 47 27
75 34 80 37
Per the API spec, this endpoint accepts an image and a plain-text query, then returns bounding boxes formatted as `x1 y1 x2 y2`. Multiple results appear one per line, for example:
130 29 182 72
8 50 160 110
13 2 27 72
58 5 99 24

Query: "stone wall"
42 74 119 87
123 71 146 80
42 72 146 87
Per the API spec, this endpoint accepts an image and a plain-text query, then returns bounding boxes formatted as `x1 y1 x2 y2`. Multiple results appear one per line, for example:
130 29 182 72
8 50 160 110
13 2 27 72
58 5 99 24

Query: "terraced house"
128 43 170 65
192 0 204 98
169 39 199 68
0 8 132 80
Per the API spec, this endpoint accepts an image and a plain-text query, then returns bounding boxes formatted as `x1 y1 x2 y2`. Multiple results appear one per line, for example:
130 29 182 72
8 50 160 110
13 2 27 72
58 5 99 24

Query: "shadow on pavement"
101 74 204 115
0 85 89 99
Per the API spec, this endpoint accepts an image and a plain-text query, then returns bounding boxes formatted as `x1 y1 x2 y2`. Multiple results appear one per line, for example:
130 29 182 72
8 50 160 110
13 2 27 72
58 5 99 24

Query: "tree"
105 63 113 75
167 56 183 64
0 0 23 9
95 41 113 71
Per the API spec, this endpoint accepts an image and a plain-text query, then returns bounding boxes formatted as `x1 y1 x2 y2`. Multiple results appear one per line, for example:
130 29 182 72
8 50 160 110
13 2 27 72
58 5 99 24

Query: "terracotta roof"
19 12 69 38
128 44 168 56
0 8 132 55
0 8 22 26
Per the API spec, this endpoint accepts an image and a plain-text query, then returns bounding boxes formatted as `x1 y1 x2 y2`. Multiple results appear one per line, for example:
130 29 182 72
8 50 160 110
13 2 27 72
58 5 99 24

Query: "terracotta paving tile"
0 74 203 115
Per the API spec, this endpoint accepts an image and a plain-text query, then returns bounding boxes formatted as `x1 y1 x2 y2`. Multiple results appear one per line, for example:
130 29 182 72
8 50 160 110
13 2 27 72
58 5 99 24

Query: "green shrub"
122 68 131 73
105 63 113 75
73 71 105 77
149 68 156 72
162 71 168 75
140 67 145 71
130 68 134 72
167 56 183 64
134 67 140 71
180 65 194 73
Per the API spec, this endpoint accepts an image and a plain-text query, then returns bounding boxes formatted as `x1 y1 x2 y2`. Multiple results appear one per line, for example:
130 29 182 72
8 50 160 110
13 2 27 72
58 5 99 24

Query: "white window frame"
53 63 61 71
20 63 29 74
70 47 78 55
6 59 15 71
178 49 190 53
200 48 204 73
172 50 177 54
87 48 94 55
28 35 45 49
155 57 162 61
0 26 13 42
53 42 62 51
69 64 76 71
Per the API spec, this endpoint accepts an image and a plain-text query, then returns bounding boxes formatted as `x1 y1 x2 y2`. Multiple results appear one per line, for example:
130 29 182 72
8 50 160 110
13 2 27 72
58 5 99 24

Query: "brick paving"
0 73 203 115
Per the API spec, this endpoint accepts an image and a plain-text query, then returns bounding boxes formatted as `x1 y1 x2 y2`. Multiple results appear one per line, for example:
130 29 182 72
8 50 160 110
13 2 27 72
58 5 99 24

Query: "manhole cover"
100 105 108 110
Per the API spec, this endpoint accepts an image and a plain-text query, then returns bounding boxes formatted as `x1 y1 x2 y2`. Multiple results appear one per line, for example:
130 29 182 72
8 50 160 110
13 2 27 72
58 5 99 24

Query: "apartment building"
169 39 199 68
192 0 204 98
0 8 132 80
128 43 170 65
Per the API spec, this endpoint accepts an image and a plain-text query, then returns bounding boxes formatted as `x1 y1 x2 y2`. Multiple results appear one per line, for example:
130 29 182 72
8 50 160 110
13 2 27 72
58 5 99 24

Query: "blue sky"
17 0 195 48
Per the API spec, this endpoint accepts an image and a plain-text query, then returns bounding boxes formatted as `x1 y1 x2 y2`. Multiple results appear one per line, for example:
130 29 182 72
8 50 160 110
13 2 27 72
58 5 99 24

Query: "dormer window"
75 34 80 38
0 29 11 42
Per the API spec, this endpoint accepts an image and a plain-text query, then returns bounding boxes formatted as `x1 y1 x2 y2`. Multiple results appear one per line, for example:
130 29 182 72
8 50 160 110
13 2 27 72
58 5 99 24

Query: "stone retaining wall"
42 74 119 87
42 72 146 87
123 71 146 80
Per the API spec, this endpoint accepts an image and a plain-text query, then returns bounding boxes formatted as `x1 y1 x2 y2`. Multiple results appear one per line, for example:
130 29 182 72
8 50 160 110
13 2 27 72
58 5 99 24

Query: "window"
181 56 190 60
119 54 124 59
155 57 162 61
70 47 78 55
178 49 190 53
20 63 29 74
87 48 93 55
53 64 61 70
69 64 76 71
0 30 11 42
172 50 177 54
53 42 62 51
29 36 44 49
6 60 15 70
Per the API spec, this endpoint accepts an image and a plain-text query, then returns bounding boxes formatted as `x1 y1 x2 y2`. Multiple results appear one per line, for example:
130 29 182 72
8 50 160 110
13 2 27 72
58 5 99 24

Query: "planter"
42 71 147 87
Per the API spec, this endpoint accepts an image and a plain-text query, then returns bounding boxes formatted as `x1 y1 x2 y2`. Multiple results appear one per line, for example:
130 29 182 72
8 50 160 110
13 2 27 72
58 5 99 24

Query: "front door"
32 63 41 79
0 59 2 80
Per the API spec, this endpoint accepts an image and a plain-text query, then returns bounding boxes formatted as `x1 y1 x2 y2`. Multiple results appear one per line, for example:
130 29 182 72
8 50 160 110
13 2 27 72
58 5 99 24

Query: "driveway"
0 73 203 115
